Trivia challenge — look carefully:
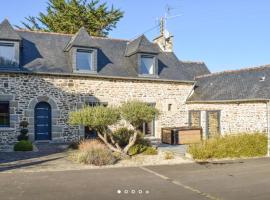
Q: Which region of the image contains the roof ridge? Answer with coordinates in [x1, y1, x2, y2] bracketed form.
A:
[180, 60, 205, 64]
[15, 29, 130, 42]
[195, 64, 270, 79]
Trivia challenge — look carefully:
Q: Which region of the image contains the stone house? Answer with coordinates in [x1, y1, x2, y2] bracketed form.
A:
[0, 19, 268, 151]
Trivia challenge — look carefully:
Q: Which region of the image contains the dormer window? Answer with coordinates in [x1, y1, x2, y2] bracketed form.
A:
[140, 55, 155, 75]
[76, 49, 93, 71]
[0, 42, 16, 66]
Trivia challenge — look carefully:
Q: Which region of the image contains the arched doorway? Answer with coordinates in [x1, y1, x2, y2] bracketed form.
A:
[35, 102, 52, 140]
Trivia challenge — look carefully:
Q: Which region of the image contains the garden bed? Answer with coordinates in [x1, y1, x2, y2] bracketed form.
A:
[187, 133, 267, 160]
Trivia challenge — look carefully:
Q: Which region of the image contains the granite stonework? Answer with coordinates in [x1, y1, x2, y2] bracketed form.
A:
[0, 73, 193, 150]
[187, 103, 268, 139]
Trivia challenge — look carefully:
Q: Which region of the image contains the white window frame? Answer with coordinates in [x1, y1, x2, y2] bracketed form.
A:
[0, 42, 16, 67]
[75, 49, 94, 72]
[139, 54, 156, 76]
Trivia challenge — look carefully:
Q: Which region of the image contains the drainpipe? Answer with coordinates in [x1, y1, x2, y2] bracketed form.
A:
[267, 101, 270, 157]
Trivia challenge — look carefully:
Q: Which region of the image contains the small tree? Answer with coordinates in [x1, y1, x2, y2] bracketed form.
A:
[68, 106, 123, 153]
[120, 101, 159, 153]
[68, 101, 159, 156]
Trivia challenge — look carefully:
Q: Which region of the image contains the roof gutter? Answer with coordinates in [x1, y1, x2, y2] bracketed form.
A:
[0, 70, 195, 85]
[186, 99, 269, 104]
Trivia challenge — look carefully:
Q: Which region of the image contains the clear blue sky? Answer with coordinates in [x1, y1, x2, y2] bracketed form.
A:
[1, 0, 270, 72]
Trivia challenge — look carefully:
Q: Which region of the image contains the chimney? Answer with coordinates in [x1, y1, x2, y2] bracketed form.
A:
[153, 18, 173, 52]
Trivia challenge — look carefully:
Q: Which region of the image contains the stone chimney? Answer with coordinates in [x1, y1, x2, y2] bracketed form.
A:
[153, 18, 173, 52]
[153, 34, 173, 52]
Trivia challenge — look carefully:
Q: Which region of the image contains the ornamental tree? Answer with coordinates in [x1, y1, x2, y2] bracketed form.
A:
[120, 101, 159, 153]
[68, 101, 159, 156]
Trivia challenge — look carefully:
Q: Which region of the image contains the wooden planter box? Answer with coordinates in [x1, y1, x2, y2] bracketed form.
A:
[177, 127, 202, 144]
[161, 127, 202, 145]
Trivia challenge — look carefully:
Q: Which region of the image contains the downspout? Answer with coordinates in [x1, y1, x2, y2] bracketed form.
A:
[186, 81, 197, 102]
[267, 101, 270, 157]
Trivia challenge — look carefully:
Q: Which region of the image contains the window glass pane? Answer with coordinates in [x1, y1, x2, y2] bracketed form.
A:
[76, 50, 92, 71]
[86, 102, 108, 107]
[140, 56, 154, 75]
[0, 43, 16, 66]
[0, 102, 9, 127]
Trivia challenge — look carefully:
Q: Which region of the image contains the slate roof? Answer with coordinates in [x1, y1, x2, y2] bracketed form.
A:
[188, 64, 270, 102]
[64, 27, 99, 51]
[125, 35, 160, 56]
[0, 19, 21, 41]
[0, 19, 210, 82]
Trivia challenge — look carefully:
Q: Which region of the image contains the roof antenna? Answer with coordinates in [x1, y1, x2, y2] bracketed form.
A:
[159, 4, 182, 37]
[154, 5, 182, 52]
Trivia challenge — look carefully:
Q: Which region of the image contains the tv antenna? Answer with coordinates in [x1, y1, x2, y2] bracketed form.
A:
[159, 4, 182, 36]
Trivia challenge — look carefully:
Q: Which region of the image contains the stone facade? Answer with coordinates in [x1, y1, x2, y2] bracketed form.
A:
[0, 73, 193, 150]
[187, 103, 268, 138]
[1, 72, 269, 151]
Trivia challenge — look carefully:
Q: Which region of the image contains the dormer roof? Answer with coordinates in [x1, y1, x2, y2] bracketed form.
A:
[64, 27, 99, 51]
[0, 19, 21, 41]
[125, 35, 160, 56]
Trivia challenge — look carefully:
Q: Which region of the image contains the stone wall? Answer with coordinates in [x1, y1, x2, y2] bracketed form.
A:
[187, 103, 268, 138]
[0, 73, 193, 147]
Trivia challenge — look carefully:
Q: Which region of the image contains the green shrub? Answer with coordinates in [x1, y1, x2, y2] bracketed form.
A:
[142, 147, 158, 155]
[128, 144, 148, 156]
[112, 128, 135, 147]
[72, 140, 116, 166]
[135, 133, 151, 146]
[187, 133, 267, 160]
[14, 140, 33, 151]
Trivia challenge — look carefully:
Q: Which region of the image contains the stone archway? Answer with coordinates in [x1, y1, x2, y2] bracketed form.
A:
[26, 96, 61, 142]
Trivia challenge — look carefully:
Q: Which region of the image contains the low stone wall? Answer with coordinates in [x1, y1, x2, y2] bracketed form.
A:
[0, 128, 17, 151]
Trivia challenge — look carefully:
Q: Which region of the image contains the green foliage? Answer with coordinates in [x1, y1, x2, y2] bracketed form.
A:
[17, 134, 29, 141]
[68, 105, 120, 133]
[135, 133, 151, 146]
[17, 0, 124, 37]
[187, 133, 267, 160]
[112, 128, 151, 148]
[20, 121, 29, 128]
[128, 144, 148, 156]
[17, 122, 29, 141]
[71, 140, 116, 165]
[142, 147, 158, 155]
[14, 140, 33, 151]
[121, 101, 159, 129]
[112, 128, 135, 147]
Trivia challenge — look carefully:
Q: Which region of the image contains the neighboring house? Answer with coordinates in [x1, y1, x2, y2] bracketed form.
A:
[0, 18, 268, 151]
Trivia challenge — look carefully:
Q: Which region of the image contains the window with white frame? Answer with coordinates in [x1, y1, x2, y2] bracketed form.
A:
[0, 43, 16, 66]
[76, 49, 93, 71]
[140, 55, 155, 75]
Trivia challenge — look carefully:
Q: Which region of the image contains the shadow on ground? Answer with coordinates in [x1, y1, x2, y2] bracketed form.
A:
[0, 143, 68, 172]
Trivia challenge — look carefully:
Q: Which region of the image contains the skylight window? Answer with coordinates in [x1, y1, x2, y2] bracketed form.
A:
[0, 43, 16, 66]
[140, 55, 155, 75]
[76, 49, 93, 71]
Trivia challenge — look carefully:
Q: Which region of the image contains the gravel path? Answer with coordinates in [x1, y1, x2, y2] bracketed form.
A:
[0, 144, 192, 173]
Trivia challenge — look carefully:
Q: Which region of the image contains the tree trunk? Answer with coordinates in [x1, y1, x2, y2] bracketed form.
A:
[123, 130, 138, 154]
[97, 132, 122, 153]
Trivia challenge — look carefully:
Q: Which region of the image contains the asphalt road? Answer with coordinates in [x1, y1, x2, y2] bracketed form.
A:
[1, 158, 270, 200]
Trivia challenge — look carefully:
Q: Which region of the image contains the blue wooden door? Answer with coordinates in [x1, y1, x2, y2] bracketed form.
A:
[35, 102, 51, 140]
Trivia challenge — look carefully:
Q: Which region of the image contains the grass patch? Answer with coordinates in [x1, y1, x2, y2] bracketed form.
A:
[187, 133, 267, 160]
